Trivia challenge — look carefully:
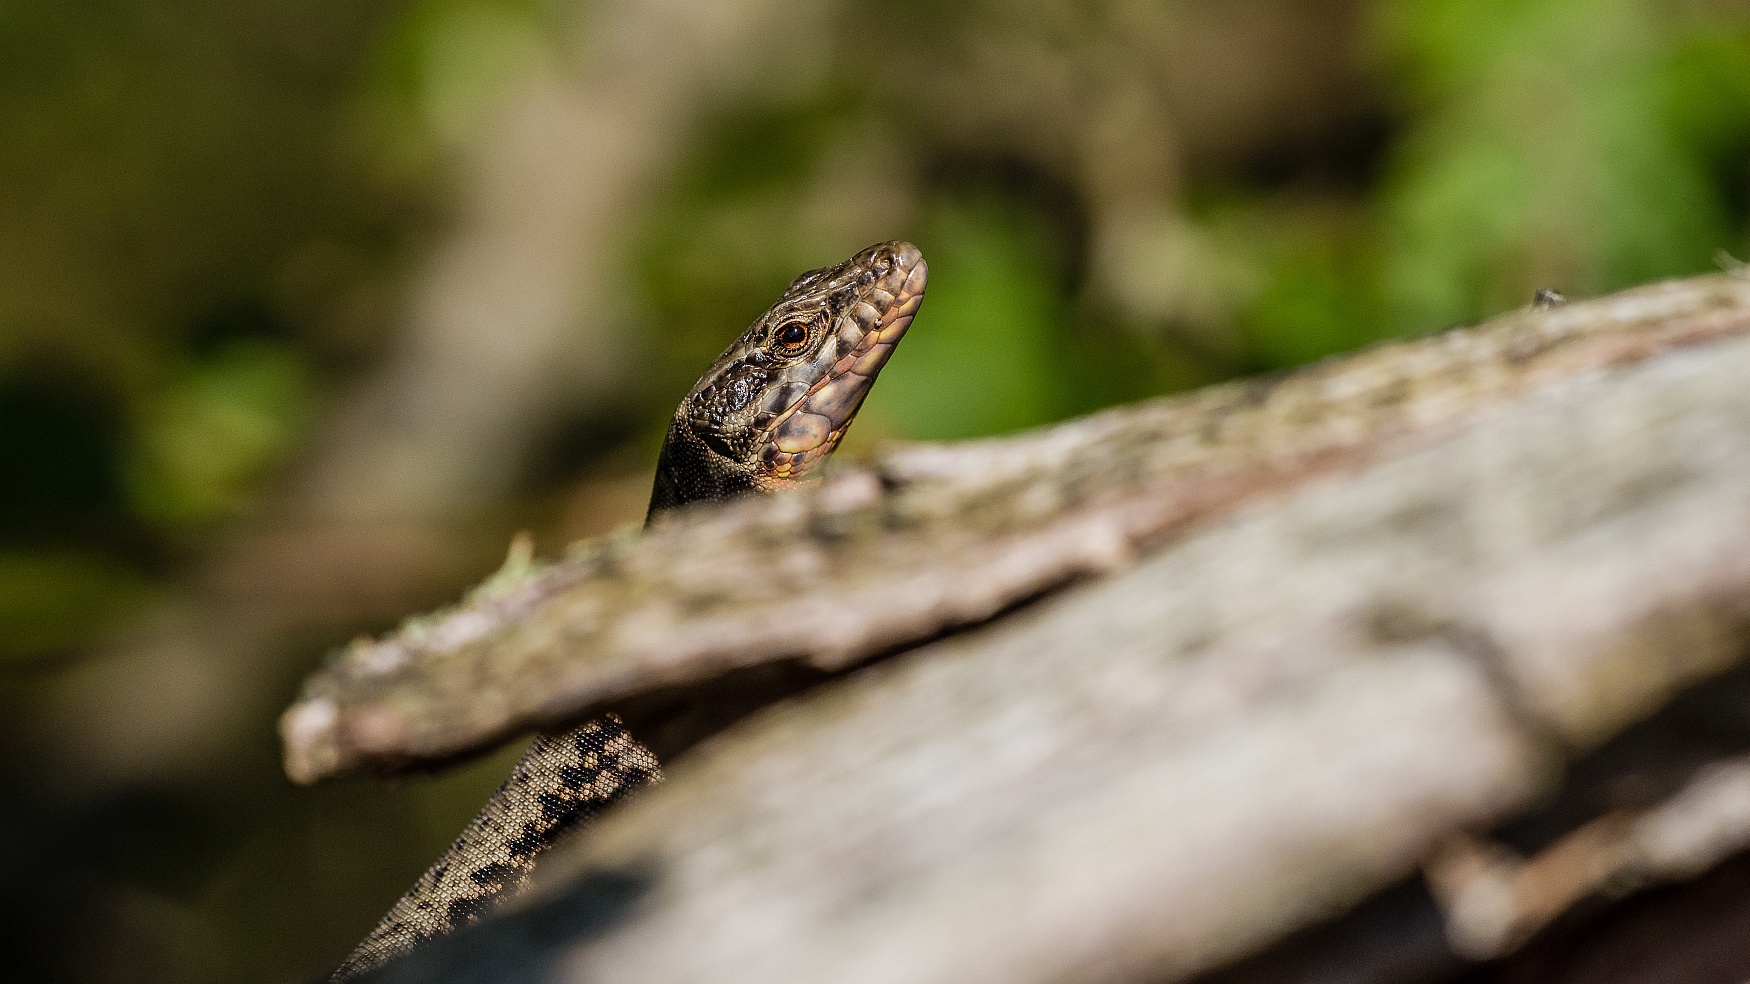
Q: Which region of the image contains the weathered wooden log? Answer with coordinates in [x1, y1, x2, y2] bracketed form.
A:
[282, 273, 1750, 783]
[298, 272, 1750, 983]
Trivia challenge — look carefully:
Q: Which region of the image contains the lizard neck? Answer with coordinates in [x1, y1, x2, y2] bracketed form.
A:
[646, 416, 764, 521]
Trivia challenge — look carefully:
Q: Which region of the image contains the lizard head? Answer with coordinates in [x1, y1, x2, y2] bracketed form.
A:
[651, 241, 926, 513]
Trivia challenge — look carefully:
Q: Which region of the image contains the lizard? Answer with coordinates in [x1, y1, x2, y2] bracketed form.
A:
[330, 240, 928, 980]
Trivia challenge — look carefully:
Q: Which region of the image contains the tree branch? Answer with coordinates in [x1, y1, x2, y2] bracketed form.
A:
[283, 273, 1750, 784]
[353, 269, 1750, 984]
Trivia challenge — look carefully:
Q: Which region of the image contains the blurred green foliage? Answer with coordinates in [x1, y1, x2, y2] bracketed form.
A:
[1241, 0, 1750, 354]
[878, 200, 1077, 440]
[0, 551, 151, 662]
[370, 0, 561, 157]
[126, 339, 317, 527]
[0, 0, 414, 661]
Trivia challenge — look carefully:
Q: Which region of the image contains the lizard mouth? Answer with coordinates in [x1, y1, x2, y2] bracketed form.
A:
[757, 241, 926, 481]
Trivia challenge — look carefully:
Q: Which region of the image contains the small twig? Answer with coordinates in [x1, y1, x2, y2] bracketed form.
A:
[1427, 755, 1750, 960]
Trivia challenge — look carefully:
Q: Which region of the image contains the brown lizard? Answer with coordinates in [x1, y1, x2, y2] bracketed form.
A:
[330, 240, 927, 979]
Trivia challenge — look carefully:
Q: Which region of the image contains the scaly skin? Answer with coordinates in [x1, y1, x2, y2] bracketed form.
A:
[331, 241, 927, 980]
[649, 241, 927, 511]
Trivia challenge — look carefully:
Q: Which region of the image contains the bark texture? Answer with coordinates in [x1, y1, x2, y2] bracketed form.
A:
[294, 271, 1750, 983]
[283, 273, 1750, 782]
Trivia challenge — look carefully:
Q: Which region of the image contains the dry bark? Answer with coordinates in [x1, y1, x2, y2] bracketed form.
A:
[296, 271, 1750, 984]
[493, 326, 1750, 983]
[283, 272, 1750, 783]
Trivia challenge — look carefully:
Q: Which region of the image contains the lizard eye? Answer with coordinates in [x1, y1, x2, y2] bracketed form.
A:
[772, 321, 811, 356]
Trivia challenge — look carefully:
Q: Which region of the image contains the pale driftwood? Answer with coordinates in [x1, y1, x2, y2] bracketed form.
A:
[427, 316, 1750, 984]
[281, 273, 1750, 784]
